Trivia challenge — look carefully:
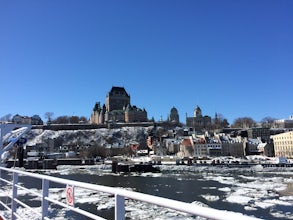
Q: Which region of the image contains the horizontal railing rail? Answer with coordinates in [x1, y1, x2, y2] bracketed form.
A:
[0, 166, 262, 220]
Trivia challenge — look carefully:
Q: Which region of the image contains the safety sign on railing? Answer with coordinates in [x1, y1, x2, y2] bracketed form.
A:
[66, 185, 75, 206]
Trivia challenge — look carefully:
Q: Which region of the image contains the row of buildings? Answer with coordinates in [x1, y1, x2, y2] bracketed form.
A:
[147, 128, 293, 159]
[89, 87, 292, 159]
[90, 86, 292, 129]
[89, 86, 214, 129]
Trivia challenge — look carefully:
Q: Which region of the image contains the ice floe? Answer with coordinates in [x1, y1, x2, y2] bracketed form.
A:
[201, 194, 220, 202]
[218, 187, 231, 192]
[1, 164, 293, 219]
[226, 195, 252, 205]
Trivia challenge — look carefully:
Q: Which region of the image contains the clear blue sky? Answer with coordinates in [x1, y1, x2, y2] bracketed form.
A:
[1, 0, 292, 124]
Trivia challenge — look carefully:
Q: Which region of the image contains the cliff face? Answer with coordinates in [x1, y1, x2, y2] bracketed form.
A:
[25, 126, 153, 150]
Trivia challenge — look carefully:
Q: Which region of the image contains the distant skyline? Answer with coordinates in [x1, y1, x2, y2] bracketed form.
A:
[1, 0, 292, 124]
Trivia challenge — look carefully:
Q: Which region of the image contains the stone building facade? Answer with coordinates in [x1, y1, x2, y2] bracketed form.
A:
[220, 136, 245, 157]
[90, 86, 148, 124]
[186, 106, 211, 131]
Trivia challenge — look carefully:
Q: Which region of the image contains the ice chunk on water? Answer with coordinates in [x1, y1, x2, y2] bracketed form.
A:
[226, 195, 252, 205]
[270, 210, 293, 219]
[218, 187, 231, 192]
[256, 197, 293, 209]
[201, 194, 220, 202]
[244, 206, 257, 211]
[204, 175, 236, 185]
[255, 201, 275, 209]
[97, 200, 115, 210]
[280, 195, 293, 202]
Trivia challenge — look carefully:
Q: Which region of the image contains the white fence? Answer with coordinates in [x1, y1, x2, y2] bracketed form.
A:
[0, 166, 261, 220]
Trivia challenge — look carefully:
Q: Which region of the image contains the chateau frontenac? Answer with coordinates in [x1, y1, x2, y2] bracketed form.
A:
[90, 87, 148, 124]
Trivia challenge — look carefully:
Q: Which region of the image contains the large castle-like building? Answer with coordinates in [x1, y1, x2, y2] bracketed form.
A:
[90, 87, 148, 124]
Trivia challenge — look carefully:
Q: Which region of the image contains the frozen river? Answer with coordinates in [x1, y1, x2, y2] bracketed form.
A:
[1, 164, 293, 219]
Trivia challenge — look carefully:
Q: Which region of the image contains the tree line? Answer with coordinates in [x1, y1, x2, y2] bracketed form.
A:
[1, 112, 277, 129]
[231, 116, 276, 129]
[44, 112, 88, 124]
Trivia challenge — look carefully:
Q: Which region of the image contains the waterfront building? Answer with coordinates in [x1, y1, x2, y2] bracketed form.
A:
[271, 131, 293, 158]
[186, 106, 211, 131]
[178, 137, 194, 158]
[226, 141, 245, 157]
[147, 136, 155, 150]
[178, 135, 215, 158]
[219, 135, 245, 157]
[257, 142, 275, 157]
[244, 138, 263, 155]
[164, 138, 180, 154]
[193, 137, 208, 158]
[205, 136, 222, 157]
[90, 86, 148, 124]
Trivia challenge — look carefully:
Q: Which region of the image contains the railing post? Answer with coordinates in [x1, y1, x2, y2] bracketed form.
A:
[115, 194, 125, 220]
[12, 172, 18, 220]
[42, 179, 49, 219]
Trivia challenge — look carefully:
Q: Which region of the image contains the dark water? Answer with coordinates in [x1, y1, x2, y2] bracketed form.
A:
[1, 166, 293, 219]
[48, 166, 293, 220]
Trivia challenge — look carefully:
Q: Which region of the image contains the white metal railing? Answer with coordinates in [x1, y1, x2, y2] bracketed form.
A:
[0, 166, 262, 220]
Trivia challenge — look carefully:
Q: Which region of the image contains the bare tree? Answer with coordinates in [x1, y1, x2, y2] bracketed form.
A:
[232, 117, 256, 128]
[79, 116, 88, 124]
[69, 116, 79, 124]
[261, 116, 276, 128]
[213, 113, 230, 129]
[221, 118, 230, 128]
[0, 114, 12, 122]
[52, 116, 69, 124]
[83, 144, 107, 158]
[51, 115, 88, 124]
[44, 112, 54, 124]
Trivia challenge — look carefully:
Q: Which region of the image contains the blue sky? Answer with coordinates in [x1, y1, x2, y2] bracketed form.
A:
[1, 0, 292, 124]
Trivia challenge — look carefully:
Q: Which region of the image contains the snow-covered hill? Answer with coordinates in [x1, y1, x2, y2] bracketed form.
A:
[25, 126, 154, 149]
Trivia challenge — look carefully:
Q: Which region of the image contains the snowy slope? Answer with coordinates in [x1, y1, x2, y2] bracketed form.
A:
[25, 126, 154, 149]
